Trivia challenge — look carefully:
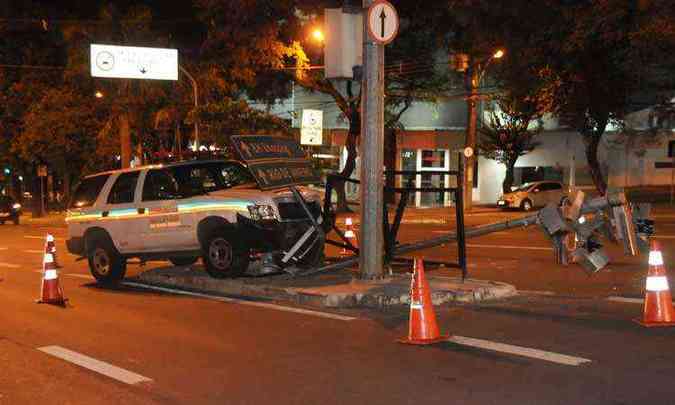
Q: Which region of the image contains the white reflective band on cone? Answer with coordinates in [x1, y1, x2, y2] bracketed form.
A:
[345, 217, 353, 226]
[46, 235, 55, 242]
[649, 251, 664, 266]
[646, 276, 670, 292]
[344, 230, 355, 238]
[44, 269, 58, 280]
[43, 253, 54, 263]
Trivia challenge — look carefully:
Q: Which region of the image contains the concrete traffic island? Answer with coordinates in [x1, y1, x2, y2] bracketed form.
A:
[133, 265, 517, 309]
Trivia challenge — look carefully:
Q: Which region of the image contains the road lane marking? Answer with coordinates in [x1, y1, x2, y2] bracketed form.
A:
[607, 297, 644, 304]
[121, 282, 356, 322]
[65, 273, 94, 280]
[518, 290, 556, 296]
[0, 247, 8, 251]
[23, 250, 45, 254]
[24, 235, 46, 239]
[37, 346, 152, 385]
[447, 336, 592, 366]
[0, 262, 20, 268]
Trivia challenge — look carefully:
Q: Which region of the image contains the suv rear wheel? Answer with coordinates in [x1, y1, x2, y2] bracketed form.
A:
[202, 232, 249, 278]
[87, 236, 126, 284]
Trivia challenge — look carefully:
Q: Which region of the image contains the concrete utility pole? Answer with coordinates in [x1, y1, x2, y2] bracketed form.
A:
[463, 63, 479, 212]
[359, 0, 385, 280]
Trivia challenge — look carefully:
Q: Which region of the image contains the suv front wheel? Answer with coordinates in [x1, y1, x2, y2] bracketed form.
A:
[202, 232, 249, 278]
[87, 236, 126, 284]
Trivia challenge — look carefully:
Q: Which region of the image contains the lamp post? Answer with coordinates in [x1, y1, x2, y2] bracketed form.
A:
[179, 64, 199, 152]
[461, 49, 504, 212]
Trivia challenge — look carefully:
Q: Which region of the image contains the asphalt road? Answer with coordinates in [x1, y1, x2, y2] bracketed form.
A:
[1, 215, 675, 404]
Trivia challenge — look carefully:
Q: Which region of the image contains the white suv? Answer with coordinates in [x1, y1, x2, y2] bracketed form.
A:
[66, 160, 324, 283]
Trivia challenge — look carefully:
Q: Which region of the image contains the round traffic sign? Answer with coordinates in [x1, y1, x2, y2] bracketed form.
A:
[95, 51, 115, 72]
[367, 0, 399, 45]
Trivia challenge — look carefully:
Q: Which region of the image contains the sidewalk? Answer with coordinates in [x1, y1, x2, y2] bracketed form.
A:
[135, 265, 516, 309]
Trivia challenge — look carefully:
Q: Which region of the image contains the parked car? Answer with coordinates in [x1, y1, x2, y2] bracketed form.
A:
[65, 160, 325, 284]
[0, 195, 21, 225]
[497, 181, 565, 211]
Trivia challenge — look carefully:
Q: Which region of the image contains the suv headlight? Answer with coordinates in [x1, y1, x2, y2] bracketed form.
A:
[247, 204, 277, 221]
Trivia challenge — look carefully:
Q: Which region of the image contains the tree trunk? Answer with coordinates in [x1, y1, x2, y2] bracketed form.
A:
[502, 157, 518, 194]
[120, 112, 131, 169]
[584, 134, 607, 195]
[335, 105, 360, 213]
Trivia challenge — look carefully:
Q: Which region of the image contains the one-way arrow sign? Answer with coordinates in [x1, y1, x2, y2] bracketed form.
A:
[367, 0, 399, 45]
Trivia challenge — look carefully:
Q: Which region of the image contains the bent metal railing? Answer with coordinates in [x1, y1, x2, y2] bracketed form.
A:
[301, 153, 467, 279]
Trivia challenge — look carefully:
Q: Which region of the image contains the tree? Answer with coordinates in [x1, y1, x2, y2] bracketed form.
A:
[536, 0, 675, 195]
[479, 93, 543, 194]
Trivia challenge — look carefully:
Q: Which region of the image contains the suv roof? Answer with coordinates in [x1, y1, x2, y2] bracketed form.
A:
[83, 159, 247, 179]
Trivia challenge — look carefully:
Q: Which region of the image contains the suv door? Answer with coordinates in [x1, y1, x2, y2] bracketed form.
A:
[137, 168, 187, 252]
[103, 171, 143, 253]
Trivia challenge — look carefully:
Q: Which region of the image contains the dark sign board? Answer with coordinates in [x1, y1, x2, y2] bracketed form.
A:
[231, 135, 307, 162]
[230, 135, 320, 190]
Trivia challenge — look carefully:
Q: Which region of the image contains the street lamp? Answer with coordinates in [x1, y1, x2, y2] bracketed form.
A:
[179, 64, 199, 152]
[312, 28, 325, 43]
[95, 90, 104, 99]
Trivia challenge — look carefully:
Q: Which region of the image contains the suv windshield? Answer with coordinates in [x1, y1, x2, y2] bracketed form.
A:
[167, 162, 256, 198]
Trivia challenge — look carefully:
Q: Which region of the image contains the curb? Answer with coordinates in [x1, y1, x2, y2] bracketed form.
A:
[135, 268, 517, 309]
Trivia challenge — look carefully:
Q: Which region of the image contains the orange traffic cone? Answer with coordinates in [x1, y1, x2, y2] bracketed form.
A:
[340, 217, 359, 256]
[45, 234, 61, 268]
[635, 240, 675, 327]
[399, 258, 447, 345]
[37, 242, 67, 307]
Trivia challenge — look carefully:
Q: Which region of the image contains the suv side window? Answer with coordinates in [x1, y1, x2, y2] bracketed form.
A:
[107, 172, 140, 205]
[220, 163, 255, 188]
[69, 174, 110, 208]
[143, 169, 180, 201]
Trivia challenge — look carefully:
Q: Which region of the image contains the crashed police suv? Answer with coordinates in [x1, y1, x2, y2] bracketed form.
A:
[66, 155, 325, 284]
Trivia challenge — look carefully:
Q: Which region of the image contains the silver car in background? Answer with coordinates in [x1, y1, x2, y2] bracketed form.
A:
[497, 181, 565, 211]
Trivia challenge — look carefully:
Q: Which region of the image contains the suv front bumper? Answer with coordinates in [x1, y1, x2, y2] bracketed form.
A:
[236, 214, 319, 253]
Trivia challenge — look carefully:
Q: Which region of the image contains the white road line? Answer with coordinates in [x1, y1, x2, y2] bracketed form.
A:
[0, 247, 8, 250]
[37, 346, 152, 385]
[467, 243, 553, 251]
[65, 273, 94, 280]
[23, 250, 45, 254]
[121, 282, 356, 322]
[24, 235, 46, 239]
[0, 262, 20, 268]
[606, 297, 644, 304]
[518, 290, 557, 296]
[448, 335, 592, 366]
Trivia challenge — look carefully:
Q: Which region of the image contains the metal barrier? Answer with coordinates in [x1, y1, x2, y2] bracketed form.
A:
[304, 152, 467, 279]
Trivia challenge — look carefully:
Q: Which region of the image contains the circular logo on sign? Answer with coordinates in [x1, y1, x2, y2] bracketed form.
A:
[95, 51, 115, 72]
[463, 147, 474, 158]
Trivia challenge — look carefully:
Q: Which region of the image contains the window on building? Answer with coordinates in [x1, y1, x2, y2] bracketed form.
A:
[107, 172, 140, 204]
[68, 174, 110, 208]
[668, 140, 675, 158]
